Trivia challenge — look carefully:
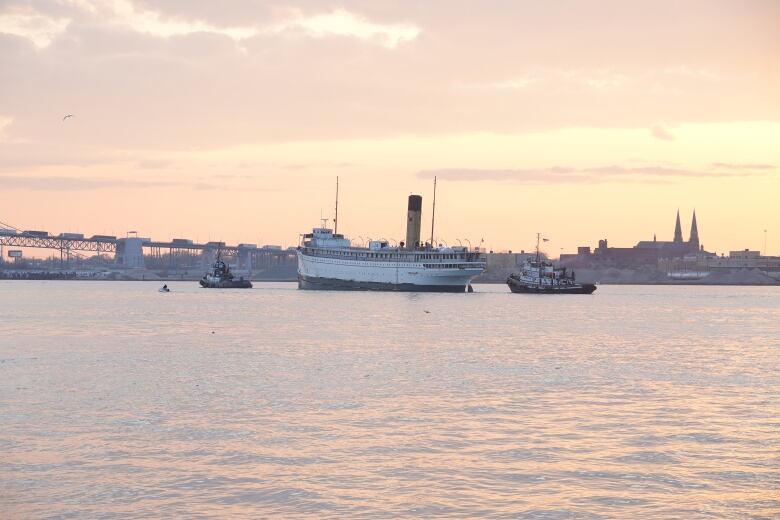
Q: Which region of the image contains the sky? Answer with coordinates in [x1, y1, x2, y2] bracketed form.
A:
[1, 0, 779, 256]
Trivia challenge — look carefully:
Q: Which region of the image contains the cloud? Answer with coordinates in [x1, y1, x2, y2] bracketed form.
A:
[0, 174, 226, 191]
[474, 77, 537, 90]
[651, 124, 675, 141]
[662, 65, 722, 81]
[468, 66, 718, 93]
[106, 0, 259, 41]
[587, 165, 747, 178]
[710, 162, 775, 170]
[1, 2, 420, 50]
[0, 7, 70, 48]
[92, 2, 420, 48]
[136, 159, 171, 169]
[466, 70, 628, 92]
[416, 164, 765, 184]
[0, 116, 12, 140]
[417, 167, 577, 183]
[0, 141, 143, 170]
[280, 161, 355, 171]
[0, 1, 777, 151]
[277, 9, 420, 49]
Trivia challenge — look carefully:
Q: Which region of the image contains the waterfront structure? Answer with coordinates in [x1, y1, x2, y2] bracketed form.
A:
[670, 249, 780, 271]
[561, 210, 711, 268]
[0, 226, 294, 272]
[296, 195, 486, 292]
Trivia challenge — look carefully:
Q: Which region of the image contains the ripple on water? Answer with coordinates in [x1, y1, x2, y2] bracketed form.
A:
[564, 470, 709, 490]
[573, 495, 651, 507]
[516, 508, 605, 520]
[614, 451, 681, 465]
[672, 432, 732, 444]
[499, 473, 552, 484]
[491, 447, 558, 462]
[213, 488, 345, 517]
[208, 452, 334, 467]
[462, 405, 498, 414]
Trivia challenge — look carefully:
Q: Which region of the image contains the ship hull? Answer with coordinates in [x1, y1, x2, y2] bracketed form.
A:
[507, 278, 596, 294]
[297, 252, 480, 292]
[298, 274, 469, 292]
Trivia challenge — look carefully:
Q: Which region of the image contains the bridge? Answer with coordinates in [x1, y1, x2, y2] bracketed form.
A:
[0, 230, 118, 253]
[0, 222, 295, 271]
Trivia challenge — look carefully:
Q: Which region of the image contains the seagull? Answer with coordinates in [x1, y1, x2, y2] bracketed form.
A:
[424, 310, 430, 314]
[62, 114, 73, 121]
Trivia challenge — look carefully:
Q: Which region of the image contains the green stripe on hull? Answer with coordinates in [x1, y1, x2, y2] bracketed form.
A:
[298, 275, 469, 293]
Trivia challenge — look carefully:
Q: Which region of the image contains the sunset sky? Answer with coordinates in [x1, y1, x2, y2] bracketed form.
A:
[1, 1, 778, 255]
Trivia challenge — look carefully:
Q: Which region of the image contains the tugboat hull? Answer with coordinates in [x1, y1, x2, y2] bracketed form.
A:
[507, 277, 596, 294]
[199, 279, 252, 289]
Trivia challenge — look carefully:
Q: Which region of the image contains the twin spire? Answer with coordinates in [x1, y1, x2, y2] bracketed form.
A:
[673, 209, 699, 248]
[689, 210, 699, 248]
[673, 210, 683, 243]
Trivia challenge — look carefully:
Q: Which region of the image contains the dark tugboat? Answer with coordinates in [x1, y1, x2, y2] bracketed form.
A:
[200, 251, 252, 289]
[507, 234, 596, 294]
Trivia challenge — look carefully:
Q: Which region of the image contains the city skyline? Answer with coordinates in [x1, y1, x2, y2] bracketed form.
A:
[0, 206, 756, 260]
[1, 1, 778, 255]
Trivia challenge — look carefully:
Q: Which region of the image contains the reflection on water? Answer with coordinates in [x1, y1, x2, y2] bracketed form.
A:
[1, 282, 778, 518]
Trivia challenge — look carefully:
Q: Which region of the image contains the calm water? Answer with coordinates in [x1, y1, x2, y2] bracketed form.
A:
[1, 282, 778, 518]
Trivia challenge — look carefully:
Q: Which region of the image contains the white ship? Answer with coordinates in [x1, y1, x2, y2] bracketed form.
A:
[297, 193, 486, 292]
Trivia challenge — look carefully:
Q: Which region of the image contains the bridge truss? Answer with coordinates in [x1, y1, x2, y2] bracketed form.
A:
[0, 233, 117, 253]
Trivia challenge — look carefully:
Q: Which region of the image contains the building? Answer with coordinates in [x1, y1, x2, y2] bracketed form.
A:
[561, 210, 711, 268]
[705, 250, 780, 270]
[633, 210, 702, 256]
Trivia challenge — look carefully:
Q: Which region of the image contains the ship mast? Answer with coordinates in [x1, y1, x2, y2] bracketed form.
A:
[430, 176, 437, 247]
[536, 232, 541, 262]
[334, 176, 339, 234]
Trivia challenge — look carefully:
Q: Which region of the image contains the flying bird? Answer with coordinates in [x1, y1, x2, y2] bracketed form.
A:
[62, 114, 73, 121]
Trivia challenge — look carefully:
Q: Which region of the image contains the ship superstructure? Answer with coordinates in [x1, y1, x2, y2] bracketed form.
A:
[297, 194, 485, 292]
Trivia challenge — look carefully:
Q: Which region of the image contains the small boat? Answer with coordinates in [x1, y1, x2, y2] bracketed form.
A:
[507, 234, 596, 294]
[200, 252, 252, 289]
[159, 285, 170, 293]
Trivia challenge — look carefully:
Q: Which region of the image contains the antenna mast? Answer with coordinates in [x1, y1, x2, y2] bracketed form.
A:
[334, 176, 339, 234]
[319, 208, 328, 229]
[430, 176, 437, 246]
[536, 232, 541, 262]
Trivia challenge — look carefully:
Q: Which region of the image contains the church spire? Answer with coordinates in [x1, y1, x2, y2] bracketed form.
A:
[689, 209, 699, 249]
[673, 209, 683, 242]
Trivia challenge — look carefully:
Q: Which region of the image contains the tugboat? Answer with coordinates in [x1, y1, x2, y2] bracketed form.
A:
[199, 251, 253, 289]
[506, 234, 596, 294]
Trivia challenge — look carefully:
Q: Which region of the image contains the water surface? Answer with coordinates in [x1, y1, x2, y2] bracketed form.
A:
[1, 282, 778, 518]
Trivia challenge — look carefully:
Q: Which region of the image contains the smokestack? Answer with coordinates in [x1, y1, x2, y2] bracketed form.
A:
[406, 195, 422, 249]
